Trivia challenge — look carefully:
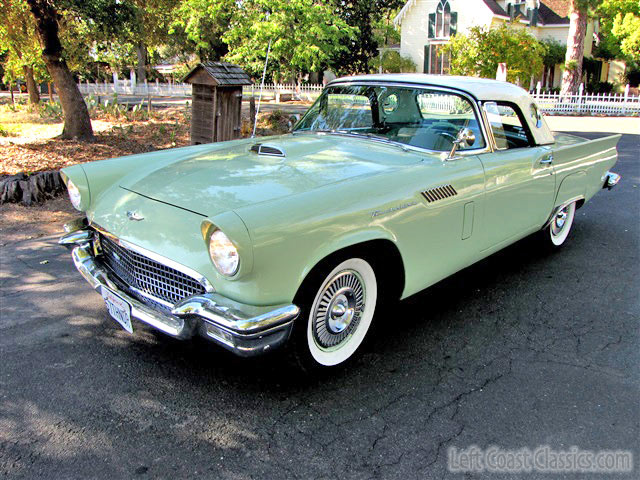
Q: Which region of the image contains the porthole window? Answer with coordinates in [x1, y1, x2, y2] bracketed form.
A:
[381, 94, 399, 114]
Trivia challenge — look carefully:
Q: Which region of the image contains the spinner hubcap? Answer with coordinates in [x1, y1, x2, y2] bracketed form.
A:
[312, 270, 365, 349]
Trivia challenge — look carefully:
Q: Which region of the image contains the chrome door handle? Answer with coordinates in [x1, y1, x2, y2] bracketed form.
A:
[540, 154, 553, 165]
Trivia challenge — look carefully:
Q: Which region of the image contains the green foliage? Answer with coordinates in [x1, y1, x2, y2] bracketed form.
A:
[596, 0, 640, 63]
[171, 0, 234, 61]
[540, 39, 566, 68]
[0, 0, 48, 84]
[222, 0, 358, 79]
[39, 100, 64, 120]
[441, 24, 545, 85]
[328, 0, 404, 75]
[369, 50, 417, 73]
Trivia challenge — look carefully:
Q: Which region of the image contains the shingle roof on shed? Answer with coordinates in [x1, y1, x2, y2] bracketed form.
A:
[183, 62, 252, 86]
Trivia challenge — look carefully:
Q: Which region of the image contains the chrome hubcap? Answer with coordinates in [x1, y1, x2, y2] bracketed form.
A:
[552, 207, 568, 235]
[313, 270, 365, 349]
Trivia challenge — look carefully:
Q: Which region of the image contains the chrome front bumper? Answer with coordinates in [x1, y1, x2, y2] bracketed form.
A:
[60, 228, 299, 357]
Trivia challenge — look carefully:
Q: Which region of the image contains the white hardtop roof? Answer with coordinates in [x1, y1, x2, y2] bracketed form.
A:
[329, 74, 529, 103]
[327, 74, 555, 145]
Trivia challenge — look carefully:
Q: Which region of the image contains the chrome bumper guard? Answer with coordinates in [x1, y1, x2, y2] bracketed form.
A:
[603, 171, 621, 190]
[60, 228, 299, 357]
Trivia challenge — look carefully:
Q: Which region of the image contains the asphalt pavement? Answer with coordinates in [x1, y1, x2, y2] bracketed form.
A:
[0, 131, 638, 479]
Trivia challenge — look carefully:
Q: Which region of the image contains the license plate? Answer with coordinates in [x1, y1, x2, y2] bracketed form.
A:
[102, 288, 133, 333]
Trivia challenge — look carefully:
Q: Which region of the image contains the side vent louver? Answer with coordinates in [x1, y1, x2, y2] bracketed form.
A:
[422, 184, 458, 203]
[250, 143, 285, 157]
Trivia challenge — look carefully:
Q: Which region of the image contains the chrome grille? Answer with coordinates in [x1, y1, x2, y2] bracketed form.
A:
[99, 234, 206, 308]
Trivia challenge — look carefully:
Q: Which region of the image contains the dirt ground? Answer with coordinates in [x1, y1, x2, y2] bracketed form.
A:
[0, 196, 77, 246]
[0, 101, 292, 175]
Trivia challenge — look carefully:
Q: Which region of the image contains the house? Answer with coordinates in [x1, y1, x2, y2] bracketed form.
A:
[394, 0, 622, 89]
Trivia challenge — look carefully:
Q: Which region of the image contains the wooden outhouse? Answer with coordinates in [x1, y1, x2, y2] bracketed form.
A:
[183, 62, 252, 144]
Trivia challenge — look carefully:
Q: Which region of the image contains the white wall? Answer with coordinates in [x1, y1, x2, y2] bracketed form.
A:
[399, 0, 494, 73]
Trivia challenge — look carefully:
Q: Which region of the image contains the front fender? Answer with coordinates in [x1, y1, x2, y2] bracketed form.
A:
[298, 227, 399, 288]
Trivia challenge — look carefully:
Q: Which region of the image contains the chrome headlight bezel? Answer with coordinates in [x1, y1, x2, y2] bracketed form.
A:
[208, 228, 240, 277]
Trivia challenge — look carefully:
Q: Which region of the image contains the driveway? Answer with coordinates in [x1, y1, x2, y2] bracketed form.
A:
[1, 132, 638, 479]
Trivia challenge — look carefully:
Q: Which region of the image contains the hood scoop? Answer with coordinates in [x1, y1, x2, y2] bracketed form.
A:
[250, 143, 286, 157]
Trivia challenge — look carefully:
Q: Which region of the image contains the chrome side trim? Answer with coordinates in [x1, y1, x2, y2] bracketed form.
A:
[90, 223, 215, 294]
[172, 294, 300, 334]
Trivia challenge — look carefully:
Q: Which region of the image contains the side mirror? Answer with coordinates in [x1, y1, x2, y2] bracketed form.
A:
[445, 128, 476, 160]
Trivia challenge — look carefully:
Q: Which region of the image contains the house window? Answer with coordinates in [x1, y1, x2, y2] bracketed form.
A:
[428, 44, 450, 74]
[429, 0, 457, 39]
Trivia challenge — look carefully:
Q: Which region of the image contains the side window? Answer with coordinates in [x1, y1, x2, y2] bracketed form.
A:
[416, 92, 485, 150]
[483, 102, 532, 150]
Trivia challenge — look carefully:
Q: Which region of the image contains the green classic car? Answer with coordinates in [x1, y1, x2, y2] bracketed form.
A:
[60, 74, 621, 369]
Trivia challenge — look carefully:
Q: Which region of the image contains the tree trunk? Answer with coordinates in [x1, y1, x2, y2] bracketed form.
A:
[136, 41, 146, 82]
[560, 0, 587, 97]
[26, 0, 93, 140]
[23, 65, 41, 105]
[10, 82, 15, 105]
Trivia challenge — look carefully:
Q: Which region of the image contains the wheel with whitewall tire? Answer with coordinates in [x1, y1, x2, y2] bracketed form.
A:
[291, 257, 378, 370]
[545, 202, 576, 247]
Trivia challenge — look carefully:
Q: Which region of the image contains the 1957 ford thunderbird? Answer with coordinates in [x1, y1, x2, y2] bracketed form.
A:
[59, 74, 621, 369]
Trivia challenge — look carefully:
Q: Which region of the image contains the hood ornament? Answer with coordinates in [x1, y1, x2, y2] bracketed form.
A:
[126, 210, 144, 221]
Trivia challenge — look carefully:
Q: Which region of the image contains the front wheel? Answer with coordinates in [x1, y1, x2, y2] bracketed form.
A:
[291, 257, 378, 370]
[545, 201, 576, 247]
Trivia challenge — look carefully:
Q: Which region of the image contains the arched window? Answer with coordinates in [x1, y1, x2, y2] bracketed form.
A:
[436, 0, 451, 38]
[428, 1, 457, 39]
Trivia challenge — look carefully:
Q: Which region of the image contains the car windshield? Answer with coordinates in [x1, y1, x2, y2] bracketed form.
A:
[294, 84, 485, 152]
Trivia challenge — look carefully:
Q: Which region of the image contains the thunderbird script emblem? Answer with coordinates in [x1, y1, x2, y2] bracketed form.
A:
[126, 210, 144, 221]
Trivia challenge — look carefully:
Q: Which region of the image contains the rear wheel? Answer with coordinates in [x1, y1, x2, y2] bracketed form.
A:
[291, 257, 378, 370]
[546, 202, 576, 247]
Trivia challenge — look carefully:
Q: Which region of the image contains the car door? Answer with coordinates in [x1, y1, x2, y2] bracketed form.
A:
[478, 102, 556, 251]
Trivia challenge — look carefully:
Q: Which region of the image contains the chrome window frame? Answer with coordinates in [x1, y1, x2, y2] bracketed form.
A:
[480, 100, 536, 152]
[296, 80, 494, 157]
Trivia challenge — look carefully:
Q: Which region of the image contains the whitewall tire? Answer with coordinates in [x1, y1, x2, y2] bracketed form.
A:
[549, 202, 576, 247]
[301, 258, 378, 368]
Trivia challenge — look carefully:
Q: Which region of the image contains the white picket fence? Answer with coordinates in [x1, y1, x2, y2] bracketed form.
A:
[78, 80, 639, 116]
[77, 80, 325, 102]
[530, 90, 639, 116]
[79, 79, 191, 97]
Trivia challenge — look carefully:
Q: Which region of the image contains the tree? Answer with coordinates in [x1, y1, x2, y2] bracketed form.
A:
[26, 0, 93, 139]
[596, 0, 639, 62]
[0, 0, 45, 104]
[441, 24, 546, 86]
[170, 0, 235, 62]
[560, 0, 601, 96]
[222, 0, 358, 82]
[611, 13, 640, 63]
[369, 50, 416, 73]
[328, 0, 404, 75]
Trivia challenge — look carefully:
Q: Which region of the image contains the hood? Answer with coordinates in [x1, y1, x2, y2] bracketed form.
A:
[117, 134, 420, 216]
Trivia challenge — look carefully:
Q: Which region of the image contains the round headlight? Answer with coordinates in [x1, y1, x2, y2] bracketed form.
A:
[208, 229, 239, 276]
[67, 179, 82, 210]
